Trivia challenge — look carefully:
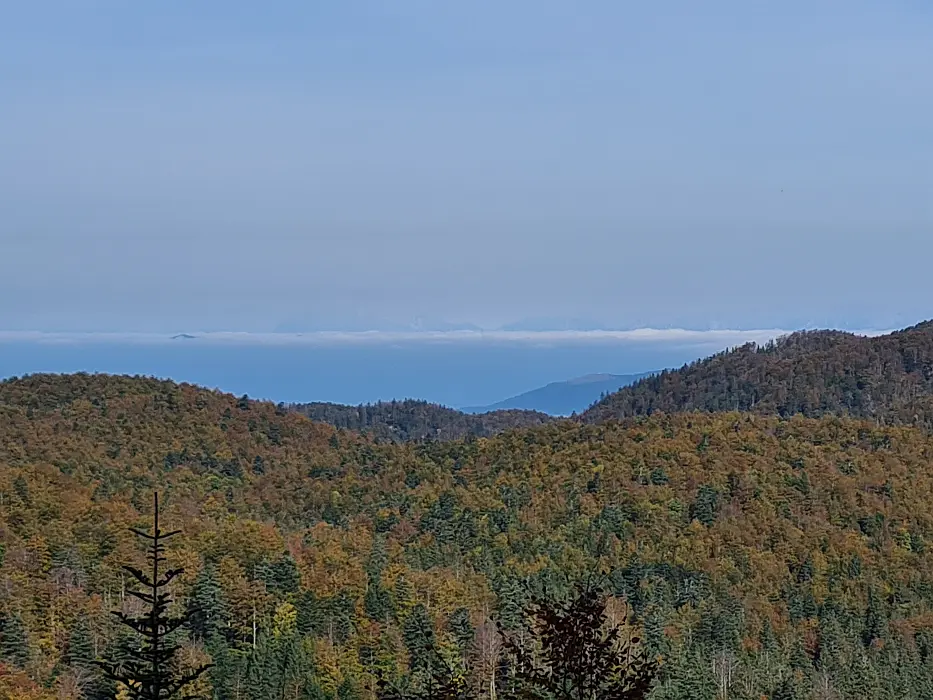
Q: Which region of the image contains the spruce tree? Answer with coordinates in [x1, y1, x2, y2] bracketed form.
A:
[186, 563, 228, 642]
[260, 553, 302, 598]
[642, 606, 668, 659]
[96, 492, 211, 699]
[0, 610, 30, 668]
[65, 616, 96, 669]
[365, 539, 394, 623]
[66, 616, 113, 700]
[771, 676, 797, 700]
[493, 576, 528, 632]
[862, 587, 887, 648]
[245, 609, 319, 700]
[403, 604, 439, 676]
[394, 576, 418, 622]
[365, 576, 395, 623]
[657, 647, 716, 700]
[447, 608, 474, 653]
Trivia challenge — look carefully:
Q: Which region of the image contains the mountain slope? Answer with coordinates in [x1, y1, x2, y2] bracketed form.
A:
[464, 372, 655, 416]
[292, 398, 553, 441]
[582, 321, 933, 426]
[4, 373, 933, 697]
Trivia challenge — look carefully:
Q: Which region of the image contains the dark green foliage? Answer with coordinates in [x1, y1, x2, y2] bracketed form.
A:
[771, 676, 797, 700]
[252, 455, 266, 475]
[493, 577, 529, 632]
[296, 590, 355, 642]
[364, 538, 395, 623]
[448, 608, 474, 652]
[695, 596, 743, 651]
[65, 616, 95, 668]
[403, 604, 439, 675]
[260, 552, 302, 597]
[293, 399, 552, 443]
[376, 608, 469, 700]
[862, 587, 887, 648]
[244, 628, 321, 700]
[0, 610, 30, 668]
[186, 563, 229, 642]
[365, 574, 396, 623]
[653, 647, 716, 700]
[690, 485, 719, 527]
[338, 677, 360, 700]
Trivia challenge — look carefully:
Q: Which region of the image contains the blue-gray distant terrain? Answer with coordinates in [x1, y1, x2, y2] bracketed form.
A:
[463, 372, 656, 416]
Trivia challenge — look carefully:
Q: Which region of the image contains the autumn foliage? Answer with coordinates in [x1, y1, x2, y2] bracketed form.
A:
[3, 372, 933, 697]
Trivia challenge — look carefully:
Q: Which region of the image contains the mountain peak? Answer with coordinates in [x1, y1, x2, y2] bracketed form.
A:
[464, 371, 656, 416]
[582, 321, 933, 425]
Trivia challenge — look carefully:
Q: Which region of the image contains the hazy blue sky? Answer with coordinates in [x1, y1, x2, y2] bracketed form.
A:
[2, 1, 931, 332]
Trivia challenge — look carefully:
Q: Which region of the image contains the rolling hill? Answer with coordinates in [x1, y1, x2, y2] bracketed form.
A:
[291, 398, 553, 442]
[463, 372, 655, 416]
[582, 321, 933, 427]
[3, 372, 933, 698]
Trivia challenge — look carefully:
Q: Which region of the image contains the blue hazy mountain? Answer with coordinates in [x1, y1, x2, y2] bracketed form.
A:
[463, 372, 656, 416]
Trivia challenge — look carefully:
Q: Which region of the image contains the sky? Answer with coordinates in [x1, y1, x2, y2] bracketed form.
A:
[2, 1, 931, 333]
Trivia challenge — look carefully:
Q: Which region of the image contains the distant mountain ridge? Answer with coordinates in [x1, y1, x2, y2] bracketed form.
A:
[581, 320, 933, 427]
[463, 372, 656, 416]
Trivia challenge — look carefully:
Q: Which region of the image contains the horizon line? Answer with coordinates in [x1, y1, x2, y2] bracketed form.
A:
[0, 327, 896, 347]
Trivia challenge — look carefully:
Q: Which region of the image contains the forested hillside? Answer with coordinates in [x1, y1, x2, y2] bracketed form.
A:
[292, 399, 553, 442]
[582, 321, 933, 426]
[3, 374, 933, 698]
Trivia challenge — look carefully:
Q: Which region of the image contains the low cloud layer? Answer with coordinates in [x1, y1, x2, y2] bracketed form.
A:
[0, 327, 893, 348]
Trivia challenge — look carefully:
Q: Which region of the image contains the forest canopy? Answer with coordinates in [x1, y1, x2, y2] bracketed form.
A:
[3, 373, 933, 697]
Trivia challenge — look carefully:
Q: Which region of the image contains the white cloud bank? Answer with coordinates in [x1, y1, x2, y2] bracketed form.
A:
[0, 328, 894, 347]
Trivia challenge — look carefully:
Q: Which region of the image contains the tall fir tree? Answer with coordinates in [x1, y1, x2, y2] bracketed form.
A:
[96, 492, 211, 700]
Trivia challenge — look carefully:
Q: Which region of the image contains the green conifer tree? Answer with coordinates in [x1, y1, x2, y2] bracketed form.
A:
[365, 573, 395, 624]
[394, 575, 418, 624]
[187, 563, 229, 642]
[260, 553, 302, 598]
[403, 604, 439, 676]
[656, 647, 716, 700]
[771, 676, 797, 700]
[65, 616, 96, 668]
[447, 608, 474, 653]
[0, 610, 30, 669]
